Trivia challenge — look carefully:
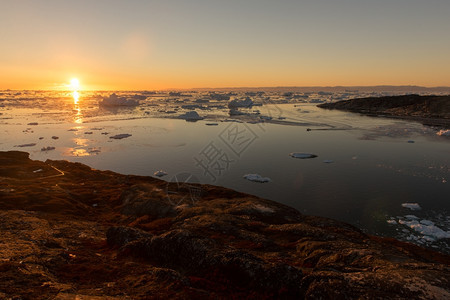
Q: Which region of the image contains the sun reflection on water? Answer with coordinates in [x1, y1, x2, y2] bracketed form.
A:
[72, 91, 83, 124]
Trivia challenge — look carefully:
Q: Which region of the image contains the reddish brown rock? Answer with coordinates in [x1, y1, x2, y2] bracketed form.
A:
[0, 151, 449, 299]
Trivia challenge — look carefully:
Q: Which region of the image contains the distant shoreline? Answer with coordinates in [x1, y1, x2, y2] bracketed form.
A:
[2, 85, 450, 93]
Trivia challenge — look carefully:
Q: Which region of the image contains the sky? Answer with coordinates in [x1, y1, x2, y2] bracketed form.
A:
[1, 0, 450, 90]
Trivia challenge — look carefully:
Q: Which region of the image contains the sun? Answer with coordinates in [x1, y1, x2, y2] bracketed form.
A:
[70, 78, 80, 91]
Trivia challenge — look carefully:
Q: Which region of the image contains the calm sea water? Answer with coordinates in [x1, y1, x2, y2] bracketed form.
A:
[1, 90, 449, 252]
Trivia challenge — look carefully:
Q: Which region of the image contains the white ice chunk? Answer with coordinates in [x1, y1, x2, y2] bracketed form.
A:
[387, 219, 397, 225]
[399, 219, 450, 240]
[290, 153, 318, 159]
[178, 111, 203, 121]
[109, 133, 132, 139]
[401, 203, 421, 210]
[154, 170, 168, 177]
[420, 219, 435, 226]
[243, 174, 271, 183]
[228, 97, 253, 108]
[100, 93, 139, 107]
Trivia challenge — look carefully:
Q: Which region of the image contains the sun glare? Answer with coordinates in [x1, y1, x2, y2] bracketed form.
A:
[70, 78, 80, 91]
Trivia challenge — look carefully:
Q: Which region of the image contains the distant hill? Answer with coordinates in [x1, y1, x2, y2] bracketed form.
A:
[190, 85, 450, 93]
[318, 94, 450, 127]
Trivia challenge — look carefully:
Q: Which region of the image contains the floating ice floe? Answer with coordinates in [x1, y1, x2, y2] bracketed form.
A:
[88, 148, 101, 154]
[99, 93, 140, 107]
[228, 97, 253, 108]
[15, 143, 36, 148]
[437, 129, 450, 137]
[85, 132, 93, 135]
[407, 140, 415, 143]
[243, 174, 271, 183]
[27, 122, 38, 125]
[205, 123, 218, 126]
[323, 160, 334, 163]
[387, 219, 397, 225]
[39, 137, 44, 140]
[109, 133, 132, 140]
[398, 219, 450, 241]
[402, 203, 421, 210]
[41, 146, 55, 151]
[154, 170, 168, 177]
[68, 128, 78, 131]
[178, 111, 203, 121]
[51, 136, 59, 140]
[289, 153, 318, 159]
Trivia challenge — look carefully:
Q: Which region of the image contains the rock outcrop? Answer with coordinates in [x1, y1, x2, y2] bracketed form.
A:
[318, 94, 450, 127]
[1, 151, 449, 299]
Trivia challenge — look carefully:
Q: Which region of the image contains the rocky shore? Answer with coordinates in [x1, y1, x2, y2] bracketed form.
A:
[1, 151, 449, 299]
[318, 94, 450, 127]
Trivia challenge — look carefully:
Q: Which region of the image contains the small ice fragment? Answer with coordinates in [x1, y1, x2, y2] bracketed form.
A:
[402, 203, 421, 210]
[387, 219, 397, 225]
[436, 129, 450, 136]
[90, 128, 103, 130]
[41, 146, 55, 151]
[154, 170, 168, 177]
[68, 128, 78, 131]
[15, 143, 36, 147]
[85, 132, 93, 134]
[39, 137, 44, 140]
[243, 174, 271, 183]
[323, 160, 334, 163]
[92, 203, 98, 207]
[101, 132, 110, 135]
[27, 122, 38, 125]
[109, 133, 132, 139]
[51, 136, 59, 140]
[290, 153, 317, 159]
[205, 123, 218, 126]
[33, 169, 43, 173]
[407, 140, 415, 143]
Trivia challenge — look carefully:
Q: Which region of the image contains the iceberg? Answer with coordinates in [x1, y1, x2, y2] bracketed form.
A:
[178, 111, 203, 121]
[289, 153, 317, 159]
[99, 93, 140, 107]
[243, 174, 271, 183]
[228, 97, 253, 109]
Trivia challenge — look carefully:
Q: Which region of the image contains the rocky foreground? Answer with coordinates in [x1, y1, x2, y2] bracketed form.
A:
[1, 151, 449, 299]
[318, 94, 450, 127]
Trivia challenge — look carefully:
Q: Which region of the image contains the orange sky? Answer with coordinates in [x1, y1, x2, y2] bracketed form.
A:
[1, 1, 450, 90]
